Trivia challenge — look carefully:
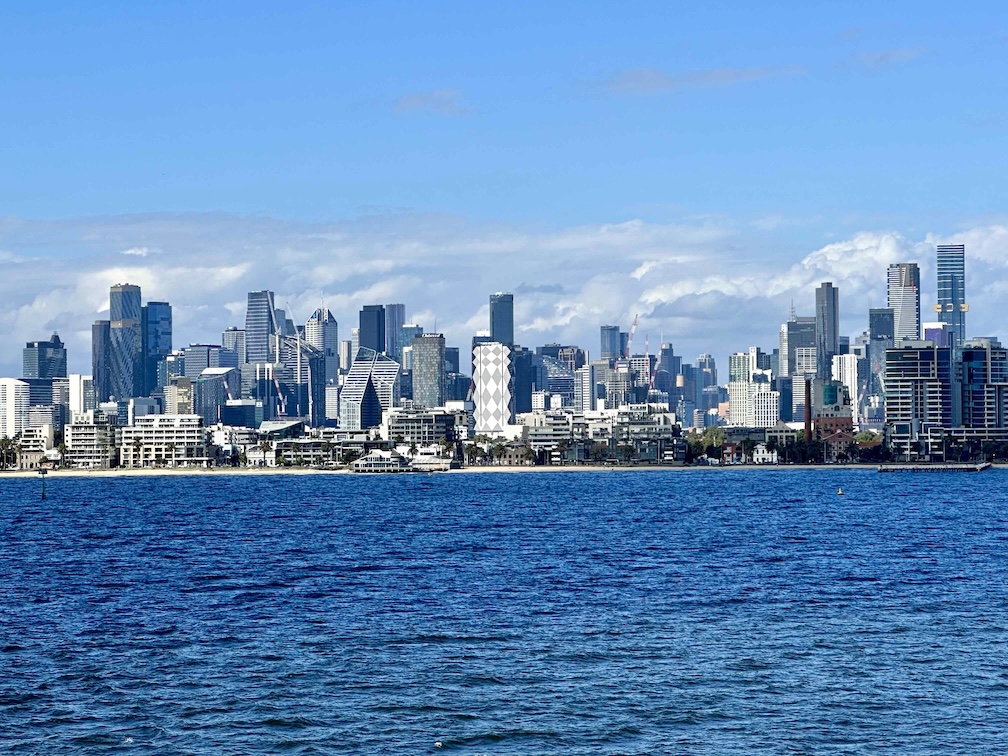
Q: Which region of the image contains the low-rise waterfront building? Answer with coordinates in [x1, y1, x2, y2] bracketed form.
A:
[119, 414, 210, 468]
[65, 411, 117, 469]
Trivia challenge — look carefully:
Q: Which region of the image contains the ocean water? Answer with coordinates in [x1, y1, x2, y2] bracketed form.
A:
[2, 468, 1008, 754]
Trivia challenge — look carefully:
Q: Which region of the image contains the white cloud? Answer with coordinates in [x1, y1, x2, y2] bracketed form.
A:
[591, 65, 806, 94]
[0, 212, 1004, 378]
[394, 89, 472, 116]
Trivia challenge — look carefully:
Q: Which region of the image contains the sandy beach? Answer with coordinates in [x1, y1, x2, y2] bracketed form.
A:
[0, 462, 936, 480]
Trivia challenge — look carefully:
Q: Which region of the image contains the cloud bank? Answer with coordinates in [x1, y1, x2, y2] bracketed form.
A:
[0, 212, 1005, 378]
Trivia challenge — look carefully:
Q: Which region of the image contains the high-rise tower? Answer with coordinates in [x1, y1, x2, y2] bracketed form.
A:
[359, 305, 386, 355]
[936, 244, 967, 348]
[142, 301, 172, 394]
[245, 290, 277, 364]
[23, 333, 67, 380]
[109, 283, 143, 399]
[887, 263, 921, 342]
[384, 303, 406, 362]
[305, 308, 339, 384]
[600, 325, 621, 362]
[815, 282, 839, 380]
[489, 292, 514, 346]
[411, 333, 446, 409]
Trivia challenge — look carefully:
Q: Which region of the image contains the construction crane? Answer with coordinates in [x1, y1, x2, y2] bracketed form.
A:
[623, 313, 638, 359]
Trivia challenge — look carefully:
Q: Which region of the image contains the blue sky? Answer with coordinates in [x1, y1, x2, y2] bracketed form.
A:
[1, 2, 1007, 374]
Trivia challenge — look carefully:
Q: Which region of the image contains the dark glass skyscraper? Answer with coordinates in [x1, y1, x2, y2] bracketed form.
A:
[359, 305, 386, 354]
[936, 244, 967, 348]
[869, 308, 895, 341]
[815, 281, 839, 380]
[109, 283, 143, 399]
[489, 292, 514, 346]
[384, 303, 406, 361]
[23, 333, 67, 379]
[92, 320, 111, 403]
[600, 325, 621, 361]
[245, 290, 277, 364]
[142, 301, 172, 394]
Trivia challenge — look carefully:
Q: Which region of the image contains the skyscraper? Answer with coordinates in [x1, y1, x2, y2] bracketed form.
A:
[304, 308, 339, 384]
[600, 325, 621, 361]
[888, 263, 921, 341]
[0, 378, 30, 439]
[384, 303, 406, 361]
[109, 283, 143, 399]
[574, 364, 598, 413]
[222, 327, 246, 364]
[359, 305, 386, 354]
[339, 347, 401, 430]
[778, 315, 816, 378]
[489, 292, 514, 346]
[411, 333, 446, 409]
[869, 308, 895, 341]
[92, 320, 111, 403]
[23, 333, 67, 380]
[142, 301, 172, 395]
[936, 244, 967, 348]
[815, 282, 839, 380]
[473, 342, 514, 433]
[444, 346, 460, 375]
[245, 290, 277, 364]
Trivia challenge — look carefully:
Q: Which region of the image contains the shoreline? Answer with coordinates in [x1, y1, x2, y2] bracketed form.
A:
[3, 462, 998, 480]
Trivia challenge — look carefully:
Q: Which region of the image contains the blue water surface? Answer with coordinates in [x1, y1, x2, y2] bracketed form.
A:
[2, 468, 1008, 754]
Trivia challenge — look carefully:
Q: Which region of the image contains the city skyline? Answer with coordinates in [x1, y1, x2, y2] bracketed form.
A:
[0, 218, 1006, 381]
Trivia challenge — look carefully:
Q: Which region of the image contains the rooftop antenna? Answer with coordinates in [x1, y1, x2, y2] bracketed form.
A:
[789, 300, 796, 321]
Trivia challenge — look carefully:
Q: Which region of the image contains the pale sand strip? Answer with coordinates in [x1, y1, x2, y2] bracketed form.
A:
[0, 462, 911, 480]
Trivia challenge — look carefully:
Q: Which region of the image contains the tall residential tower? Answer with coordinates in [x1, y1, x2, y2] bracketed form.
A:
[887, 263, 921, 342]
[936, 244, 967, 348]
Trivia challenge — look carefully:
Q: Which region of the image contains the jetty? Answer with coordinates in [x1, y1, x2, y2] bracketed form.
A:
[878, 462, 991, 473]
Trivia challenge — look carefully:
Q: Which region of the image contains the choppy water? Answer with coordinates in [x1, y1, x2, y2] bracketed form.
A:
[2, 468, 1008, 753]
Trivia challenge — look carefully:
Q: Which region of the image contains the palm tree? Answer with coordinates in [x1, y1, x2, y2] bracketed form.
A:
[0, 436, 11, 470]
[440, 437, 454, 460]
[131, 438, 143, 468]
[408, 442, 419, 458]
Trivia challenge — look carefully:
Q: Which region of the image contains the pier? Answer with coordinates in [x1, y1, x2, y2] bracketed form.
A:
[878, 462, 992, 473]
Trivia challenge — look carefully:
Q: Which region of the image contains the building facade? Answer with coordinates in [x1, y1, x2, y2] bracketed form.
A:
[815, 282, 839, 380]
[473, 342, 514, 434]
[23, 333, 67, 380]
[411, 333, 446, 409]
[359, 305, 386, 354]
[888, 263, 921, 342]
[936, 244, 967, 348]
[142, 301, 172, 395]
[489, 292, 514, 346]
[244, 290, 277, 364]
[304, 308, 339, 384]
[339, 348, 401, 430]
[109, 283, 143, 400]
[0, 378, 29, 439]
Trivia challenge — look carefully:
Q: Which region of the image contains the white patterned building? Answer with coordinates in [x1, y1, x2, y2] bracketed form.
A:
[473, 342, 514, 434]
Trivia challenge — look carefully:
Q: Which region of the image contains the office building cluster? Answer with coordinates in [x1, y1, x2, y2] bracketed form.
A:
[0, 242, 1003, 469]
